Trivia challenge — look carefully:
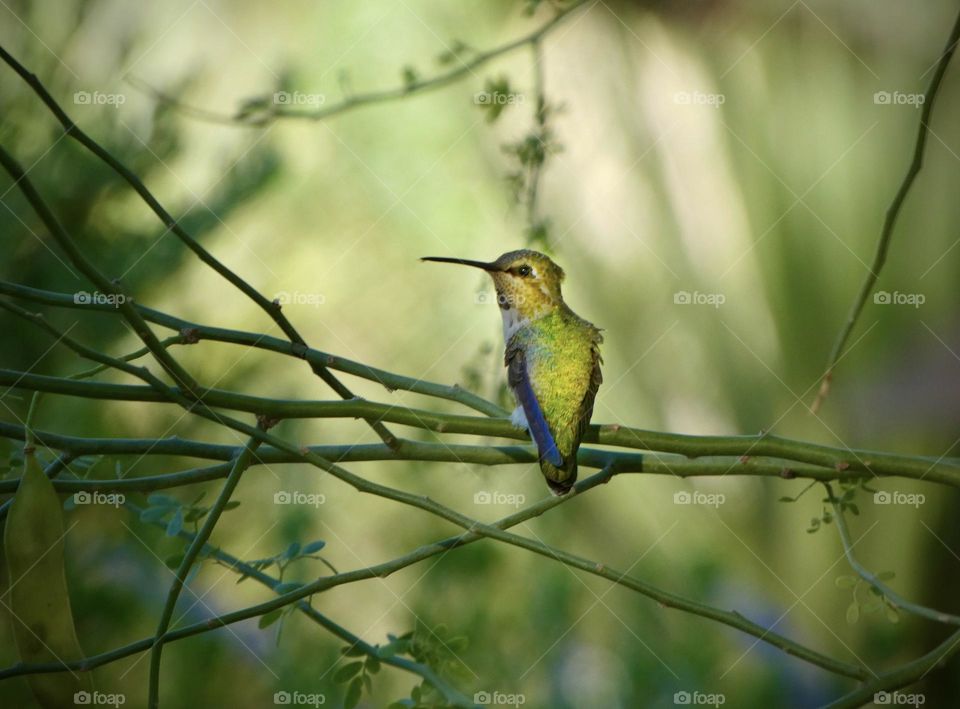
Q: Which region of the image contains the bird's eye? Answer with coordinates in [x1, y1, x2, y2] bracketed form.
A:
[517, 265, 532, 277]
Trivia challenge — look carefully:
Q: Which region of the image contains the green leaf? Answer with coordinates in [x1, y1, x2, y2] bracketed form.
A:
[164, 553, 184, 570]
[183, 506, 209, 522]
[365, 655, 380, 674]
[835, 576, 858, 589]
[284, 542, 301, 560]
[303, 540, 326, 554]
[166, 508, 184, 537]
[223, 500, 241, 511]
[846, 601, 860, 625]
[341, 644, 366, 657]
[258, 609, 282, 629]
[862, 600, 883, 614]
[334, 661, 363, 683]
[147, 493, 178, 507]
[140, 506, 170, 523]
[344, 676, 363, 709]
[877, 570, 896, 581]
[778, 496, 795, 503]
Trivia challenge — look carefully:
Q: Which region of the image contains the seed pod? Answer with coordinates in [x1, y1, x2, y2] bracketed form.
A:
[4, 449, 93, 706]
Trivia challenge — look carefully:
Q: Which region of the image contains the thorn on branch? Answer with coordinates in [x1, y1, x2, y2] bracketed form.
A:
[257, 414, 281, 431]
[180, 327, 200, 344]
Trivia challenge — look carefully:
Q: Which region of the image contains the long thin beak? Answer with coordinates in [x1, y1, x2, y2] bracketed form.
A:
[420, 256, 499, 272]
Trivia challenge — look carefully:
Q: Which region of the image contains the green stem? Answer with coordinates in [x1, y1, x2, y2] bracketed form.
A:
[826, 484, 960, 626]
[0, 281, 504, 417]
[0, 47, 397, 446]
[132, 502, 475, 708]
[825, 627, 960, 708]
[0, 467, 867, 683]
[131, 1, 589, 126]
[1, 369, 956, 486]
[813, 5, 960, 412]
[147, 437, 262, 709]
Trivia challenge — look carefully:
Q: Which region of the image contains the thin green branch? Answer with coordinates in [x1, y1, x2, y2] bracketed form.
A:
[0, 145, 199, 394]
[130, 502, 476, 707]
[131, 1, 589, 126]
[826, 484, 960, 626]
[0, 46, 398, 447]
[0, 280, 505, 417]
[813, 5, 960, 412]
[2, 369, 957, 486]
[0, 275, 873, 688]
[0, 432, 849, 496]
[0, 467, 867, 683]
[825, 627, 960, 709]
[147, 437, 262, 709]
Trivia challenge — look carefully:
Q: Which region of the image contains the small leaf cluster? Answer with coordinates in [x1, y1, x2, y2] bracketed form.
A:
[241, 539, 334, 585]
[836, 572, 900, 625]
[139, 491, 240, 538]
[385, 623, 470, 708]
[336, 644, 382, 709]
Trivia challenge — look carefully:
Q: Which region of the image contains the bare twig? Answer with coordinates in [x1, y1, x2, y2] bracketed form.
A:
[812, 6, 960, 412]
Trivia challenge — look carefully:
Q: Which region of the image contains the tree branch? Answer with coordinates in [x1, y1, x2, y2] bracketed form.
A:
[130, 1, 590, 126]
[0, 45, 399, 447]
[812, 5, 960, 412]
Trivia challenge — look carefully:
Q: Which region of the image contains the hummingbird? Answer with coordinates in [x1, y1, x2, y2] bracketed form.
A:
[422, 250, 602, 495]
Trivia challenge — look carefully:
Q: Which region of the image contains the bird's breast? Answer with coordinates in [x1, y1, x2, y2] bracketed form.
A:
[499, 305, 530, 343]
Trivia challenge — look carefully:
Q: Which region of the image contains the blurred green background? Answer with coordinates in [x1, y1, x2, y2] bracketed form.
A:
[2, 0, 960, 707]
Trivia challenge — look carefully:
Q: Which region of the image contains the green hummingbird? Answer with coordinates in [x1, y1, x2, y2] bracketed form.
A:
[422, 250, 603, 495]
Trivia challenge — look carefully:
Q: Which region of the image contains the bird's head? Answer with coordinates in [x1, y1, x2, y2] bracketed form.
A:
[422, 249, 565, 320]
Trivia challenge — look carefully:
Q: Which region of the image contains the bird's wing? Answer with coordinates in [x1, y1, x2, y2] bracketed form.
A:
[506, 343, 564, 467]
[575, 336, 604, 447]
